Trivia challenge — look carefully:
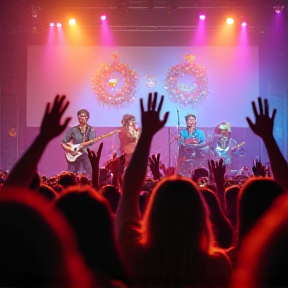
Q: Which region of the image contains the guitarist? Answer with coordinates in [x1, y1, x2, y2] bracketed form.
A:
[211, 122, 245, 171]
[61, 109, 95, 179]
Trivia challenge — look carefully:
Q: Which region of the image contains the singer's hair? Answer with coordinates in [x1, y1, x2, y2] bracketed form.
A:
[185, 114, 196, 121]
[121, 114, 135, 127]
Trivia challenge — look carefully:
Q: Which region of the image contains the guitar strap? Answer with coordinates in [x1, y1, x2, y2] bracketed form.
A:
[82, 125, 92, 143]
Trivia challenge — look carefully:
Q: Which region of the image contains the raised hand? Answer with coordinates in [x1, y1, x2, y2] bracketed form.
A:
[252, 160, 266, 177]
[140, 92, 169, 137]
[149, 153, 162, 180]
[246, 97, 276, 141]
[40, 95, 71, 141]
[87, 143, 103, 172]
[87, 143, 103, 190]
[209, 159, 226, 185]
[4, 95, 71, 188]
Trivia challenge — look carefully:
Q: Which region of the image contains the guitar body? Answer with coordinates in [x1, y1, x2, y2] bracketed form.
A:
[63, 129, 119, 162]
[65, 144, 82, 162]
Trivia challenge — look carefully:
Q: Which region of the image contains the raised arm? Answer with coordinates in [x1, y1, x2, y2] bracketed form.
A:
[208, 158, 226, 211]
[246, 97, 288, 189]
[4, 95, 71, 188]
[116, 92, 169, 226]
[87, 143, 103, 190]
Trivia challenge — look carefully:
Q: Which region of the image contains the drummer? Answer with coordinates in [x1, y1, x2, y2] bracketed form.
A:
[179, 114, 206, 146]
[177, 114, 207, 177]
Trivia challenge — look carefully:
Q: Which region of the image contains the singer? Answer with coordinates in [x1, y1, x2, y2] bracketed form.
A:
[119, 114, 141, 169]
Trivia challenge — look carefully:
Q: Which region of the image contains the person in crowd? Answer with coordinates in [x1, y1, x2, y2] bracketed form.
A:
[226, 177, 284, 268]
[100, 184, 121, 214]
[200, 187, 233, 249]
[224, 185, 240, 228]
[37, 183, 58, 201]
[211, 122, 245, 172]
[231, 194, 288, 288]
[246, 97, 288, 189]
[54, 186, 131, 287]
[58, 171, 78, 189]
[116, 92, 231, 287]
[177, 114, 208, 177]
[118, 114, 141, 170]
[61, 109, 96, 179]
[0, 189, 93, 288]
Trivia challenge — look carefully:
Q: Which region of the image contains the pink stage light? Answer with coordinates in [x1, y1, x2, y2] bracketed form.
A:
[56, 23, 62, 28]
[100, 15, 107, 21]
[199, 14, 206, 20]
[241, 21, 247, 27]
[50, 22, 55, 27]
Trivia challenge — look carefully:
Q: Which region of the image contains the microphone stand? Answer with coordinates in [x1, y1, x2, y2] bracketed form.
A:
[167, 109, 180, 167]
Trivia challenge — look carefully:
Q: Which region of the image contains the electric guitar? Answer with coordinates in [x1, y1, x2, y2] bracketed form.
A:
[62, 130, 119, 162]
[229, 141, 245, 153]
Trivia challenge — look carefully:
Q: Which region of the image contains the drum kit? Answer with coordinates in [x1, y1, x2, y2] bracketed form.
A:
[177, 142, 212, 178]
[176, 133, 246, 179]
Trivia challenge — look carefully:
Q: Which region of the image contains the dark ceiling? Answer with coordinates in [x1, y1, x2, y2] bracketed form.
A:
[0, 0, 287, 32]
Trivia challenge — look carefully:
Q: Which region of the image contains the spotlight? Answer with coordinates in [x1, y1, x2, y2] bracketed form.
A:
[100, 15, 107, 21]
[226, 17, 234, 25]
[240, 16, 247, 27]
[56, 23, 62, 28]
[274, 5, 285, 13]
[199, 14, 206, 20]
[69, 18, 76, 25]
[50, 22, 55, 27]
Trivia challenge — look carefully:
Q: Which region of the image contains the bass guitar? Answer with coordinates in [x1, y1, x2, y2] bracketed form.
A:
[62, 129, 119, 162]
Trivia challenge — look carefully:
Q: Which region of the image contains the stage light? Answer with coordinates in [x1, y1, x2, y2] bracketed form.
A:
[199, 14, 206, 20]
[274, 5, 285, 13]
[226, 17, 234, 25]
[240, 16, 247, 27]
[69, 18, 76, 25]
[100, 15, 107, 21]
[56, 23, 62, 28]
[50, 22, 55, 27]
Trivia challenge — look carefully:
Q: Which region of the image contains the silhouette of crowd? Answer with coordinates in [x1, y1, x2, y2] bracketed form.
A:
[1, 93, 288, 288]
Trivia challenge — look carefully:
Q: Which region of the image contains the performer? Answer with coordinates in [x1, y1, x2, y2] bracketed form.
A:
[177, 114, 207, 177]
[118, 114, 141, 170]
[61, 109, 96, 179]
[211, 122, 245, 171]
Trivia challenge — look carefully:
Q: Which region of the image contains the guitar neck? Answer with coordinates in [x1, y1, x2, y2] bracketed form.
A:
[231, 141, 245, 152]
[81, 130, 118, 148]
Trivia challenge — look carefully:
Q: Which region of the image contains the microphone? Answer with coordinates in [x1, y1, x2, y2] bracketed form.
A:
[177, 109, 180, 127]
